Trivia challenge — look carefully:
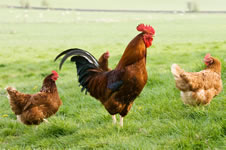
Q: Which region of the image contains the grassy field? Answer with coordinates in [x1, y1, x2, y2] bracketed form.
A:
[0, 6, 226, 150]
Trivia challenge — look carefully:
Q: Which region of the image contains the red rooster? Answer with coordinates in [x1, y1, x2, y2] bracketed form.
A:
[55, 24, 155, 126]
[6, 71, 62, 125]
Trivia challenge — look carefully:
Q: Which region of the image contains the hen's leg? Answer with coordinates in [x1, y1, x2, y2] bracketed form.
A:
[120, 116, 123, 127]
[112, 115, 116, 124]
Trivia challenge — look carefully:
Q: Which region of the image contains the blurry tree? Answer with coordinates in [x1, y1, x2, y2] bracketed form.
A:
[187, 1, 199, 12]
[20, 0, 30, 8]
[41, 0, 50, 8]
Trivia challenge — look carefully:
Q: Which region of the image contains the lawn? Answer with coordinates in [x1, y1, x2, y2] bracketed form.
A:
[0, 6, 225, 150]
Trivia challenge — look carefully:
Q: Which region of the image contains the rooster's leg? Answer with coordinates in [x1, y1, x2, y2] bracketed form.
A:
[43, 119, 49, 123]
[17, 115, 22, 123]
[120, 116, 123, 127]
[112, 115, 116, 124]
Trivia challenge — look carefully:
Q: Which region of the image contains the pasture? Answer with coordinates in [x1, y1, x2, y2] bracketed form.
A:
[0, 2, 226, 149]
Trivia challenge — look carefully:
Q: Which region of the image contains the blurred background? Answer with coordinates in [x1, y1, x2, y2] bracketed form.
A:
[0, 0, 226, 11]
[0, 0, 226, 47]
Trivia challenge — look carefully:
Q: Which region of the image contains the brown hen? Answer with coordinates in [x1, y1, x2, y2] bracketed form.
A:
[171, 54, 222, 106]
[6, 71, 62, 125]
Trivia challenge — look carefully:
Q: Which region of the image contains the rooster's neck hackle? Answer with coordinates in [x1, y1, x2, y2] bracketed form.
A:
[116, 33, 147, 69]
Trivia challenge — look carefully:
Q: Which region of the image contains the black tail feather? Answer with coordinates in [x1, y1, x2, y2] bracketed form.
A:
[81, 86, 87, 93]
[78, 71, 89, 82]
[55, 48, 100, 94]
[54, 49, 77, 61]
[54, 48, 99, 70]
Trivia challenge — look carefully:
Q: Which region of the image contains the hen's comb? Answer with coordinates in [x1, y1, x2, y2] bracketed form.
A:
[106, 51, 110, 55]
[204, 53, 211, 59]
[52, 70, 58, 76]
[137, 24, 155, 35]
[104, 50, 110, 59]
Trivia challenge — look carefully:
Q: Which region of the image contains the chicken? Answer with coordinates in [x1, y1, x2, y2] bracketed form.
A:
[6, 71, 62, 125]
[98, 50, 111, 71]
[171, 54, 222, 106]
[55, 24, 155, 126]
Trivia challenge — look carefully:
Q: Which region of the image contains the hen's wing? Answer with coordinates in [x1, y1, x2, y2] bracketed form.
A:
[171, 64, 222, 91]
[182, 71, 222, 92]
[23, 92, 48, 111]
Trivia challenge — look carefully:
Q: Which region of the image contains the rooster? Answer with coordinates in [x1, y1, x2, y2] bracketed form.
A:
[6, 71, 62, 125]
[55, 24, 155, 126]
[171, 54, 222, 106]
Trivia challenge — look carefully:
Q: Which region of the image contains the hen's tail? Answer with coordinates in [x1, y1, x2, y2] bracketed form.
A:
[5, 86, 24, 115]
[171, 64, 191, 91]
[171, 64, 184, 79]
[55, 48, 100, 94]
[5, 86, 17, 98]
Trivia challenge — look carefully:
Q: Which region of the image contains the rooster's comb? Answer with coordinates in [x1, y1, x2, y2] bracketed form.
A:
[52, 70, 58, 76]
[137, 24, 155, 35]
[204, 53, 211, 59]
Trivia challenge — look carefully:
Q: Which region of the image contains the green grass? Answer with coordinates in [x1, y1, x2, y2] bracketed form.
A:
[0, 7, 226, 149]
